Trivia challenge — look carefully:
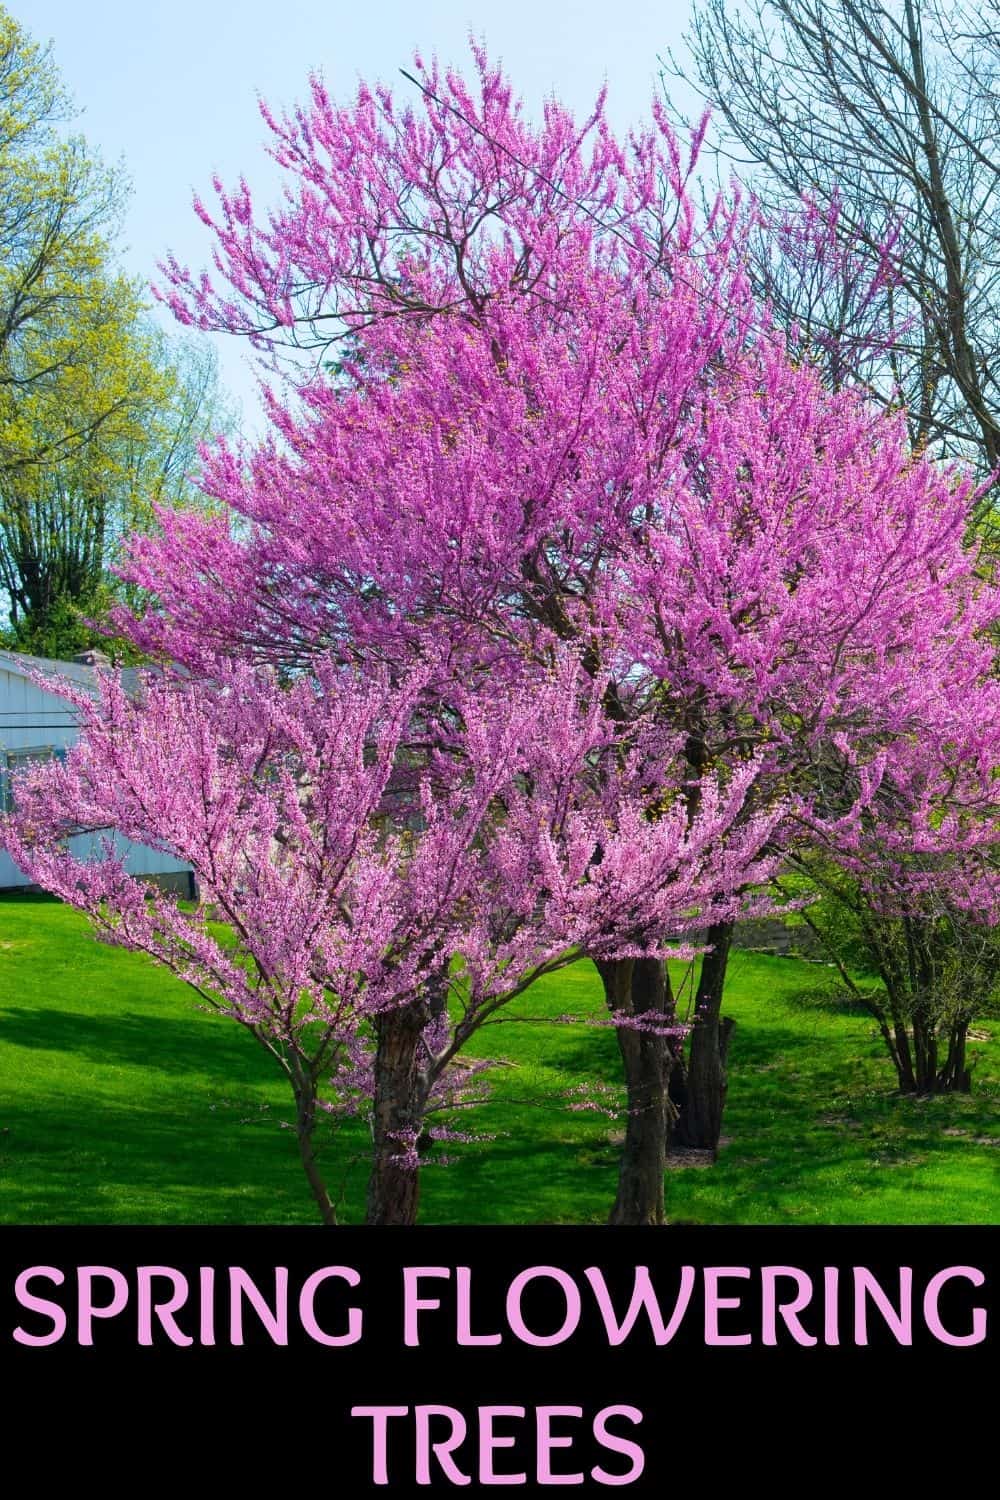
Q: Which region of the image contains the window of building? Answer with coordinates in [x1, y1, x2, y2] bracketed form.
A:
[1, 746, 64, 813]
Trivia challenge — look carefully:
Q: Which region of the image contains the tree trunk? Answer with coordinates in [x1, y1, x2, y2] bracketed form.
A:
[938, 1021, 972, 1093]
[601, 956, 674, 1226]
[366, 1000, 429, 1226]
[886, 988, 917, 1093]
[898, 1011, 972, 1095]
[673, 920, 734, 1154]
[912, 1009, 937, 1094]
[666, 1035, 687, 1141]
[293, 1078, 337, 1226]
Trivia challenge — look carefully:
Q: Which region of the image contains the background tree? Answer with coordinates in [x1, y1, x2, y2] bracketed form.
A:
[672, 0, 1000, 507]
[779, 704, 1000, 1096]
[0, 7, 121, 446]
[0, 5, 230, 657]
[780, 857, 1000, 1094]
[1, 319, 229, 656]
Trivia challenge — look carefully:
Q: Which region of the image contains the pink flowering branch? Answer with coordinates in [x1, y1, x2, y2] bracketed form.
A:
[1, 648, 784, 1223]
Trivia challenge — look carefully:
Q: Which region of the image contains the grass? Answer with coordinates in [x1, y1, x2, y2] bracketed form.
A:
[0, 892, 997, 1224]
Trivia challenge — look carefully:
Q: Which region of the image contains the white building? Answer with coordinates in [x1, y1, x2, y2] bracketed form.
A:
[0, 648, 193, 893]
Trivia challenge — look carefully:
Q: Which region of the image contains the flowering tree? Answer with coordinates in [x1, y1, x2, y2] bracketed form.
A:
[787, 724, 1000, 1094]
[107, 48, 1000, 1203]
[2, 650, 788, 1224]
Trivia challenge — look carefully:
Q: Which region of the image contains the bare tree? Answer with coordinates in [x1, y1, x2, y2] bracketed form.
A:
[669, 0, 1000, 511]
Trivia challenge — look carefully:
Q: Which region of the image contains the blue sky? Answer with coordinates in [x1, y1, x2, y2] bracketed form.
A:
[15, 1, 698, 427]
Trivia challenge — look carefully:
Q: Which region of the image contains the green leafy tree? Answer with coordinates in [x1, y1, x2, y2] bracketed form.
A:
[0, 6, 230, 657]
[777, 862, 1000, 1093]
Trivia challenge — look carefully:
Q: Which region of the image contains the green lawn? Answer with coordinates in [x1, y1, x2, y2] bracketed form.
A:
[1, 892, 997, 1224]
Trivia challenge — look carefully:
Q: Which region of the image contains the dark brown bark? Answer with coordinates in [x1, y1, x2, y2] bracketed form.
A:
[890, 1011, 918, 1093]
[366, 1000, 430, 1226]
[890, 915, 973, 1094]
[291, 1074, 337, 1226]
[666, 1035, 688, 1135]
[907, 1011, 972, 1094]
[601, 955, 675, 1226]
[673, 919, 735, 1154]
[863, 969, 972, 1095]
[887, 1019, 972, 1094]
[938, 1022, 972, 1093]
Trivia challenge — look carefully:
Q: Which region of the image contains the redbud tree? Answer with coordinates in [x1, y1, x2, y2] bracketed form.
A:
[3, 650, 789, 1224]
[114, 45, 1000, 1205]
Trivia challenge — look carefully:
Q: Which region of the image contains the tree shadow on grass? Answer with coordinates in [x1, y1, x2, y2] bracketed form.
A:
[488, 1022, 622, 1082]
[0, 1004, 274, 1082]
[418, 1133, 619, 1225]
[0, 941, 995, 1223]
[0, 1086, 368, 1225]
[449, 1009, 999, 1224]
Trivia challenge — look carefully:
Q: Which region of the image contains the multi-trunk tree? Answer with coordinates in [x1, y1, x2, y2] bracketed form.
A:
[787, 725, 1000, 1094]
[781, 857, 1000, 1096]
[132, 51, 1000, 1172]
